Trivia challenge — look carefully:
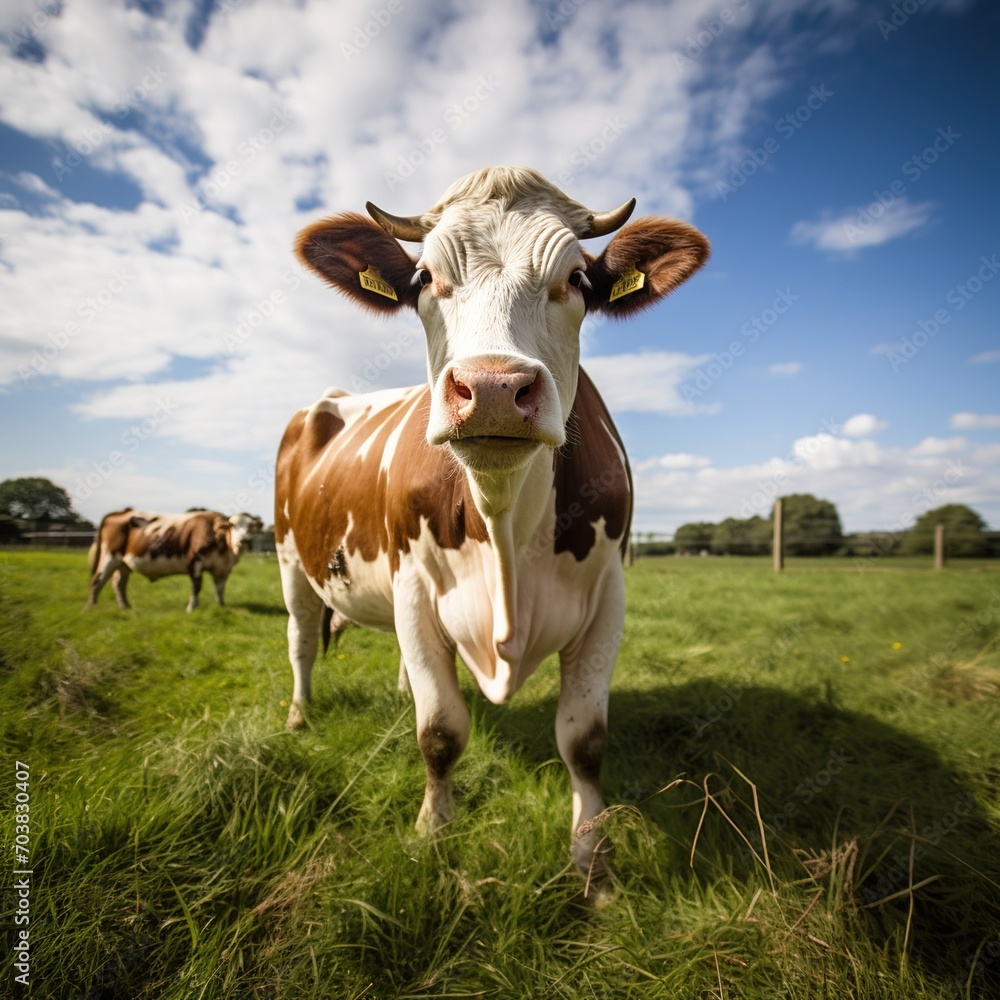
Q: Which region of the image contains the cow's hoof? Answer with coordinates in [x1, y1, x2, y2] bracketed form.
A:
[586, 880, 616, 908]
[415, 800, 452, 836]
[574, 828, 613, 888]
[285, 703, 307, 730]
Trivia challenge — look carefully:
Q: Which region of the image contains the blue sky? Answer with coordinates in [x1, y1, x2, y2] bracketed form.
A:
[1, 0, 997, 535]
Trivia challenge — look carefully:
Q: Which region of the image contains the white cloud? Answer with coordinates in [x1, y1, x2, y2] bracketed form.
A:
[789, 432, 881, 470]
[182, 458, 243, 475]
[789, 197, 934, 253]
[911, 435, 967, 456]
[841, 413, 887, 437]
[581, 351, 719, 416]
[951, 413, 1000, 430]
[633, 429, 996, 535]
[769, 361, 802, 376]
[973, 442, 1000, 464]
[4, 171, 60, 198]
[969, 350, 1000, 364]
[635, 453, 712, 471]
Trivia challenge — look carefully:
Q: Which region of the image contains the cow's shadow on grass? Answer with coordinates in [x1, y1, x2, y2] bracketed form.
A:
[477, 680, 1000, 994]
[233, 601, 287, 616]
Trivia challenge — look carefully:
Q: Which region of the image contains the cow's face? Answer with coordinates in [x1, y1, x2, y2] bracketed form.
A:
[229, 512, 263, 534]
[414, 203, 592, 469]
[296, 168, 709, 475]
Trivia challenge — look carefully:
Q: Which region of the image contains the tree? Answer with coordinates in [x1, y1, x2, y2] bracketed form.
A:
[674, 521, 715, 555]
[775, 494, 843, 556]
[711, 516, 771, 555]
[0, 477, 76, 522]
[901, 504, 990, 557]
[845, 531, 903, 559]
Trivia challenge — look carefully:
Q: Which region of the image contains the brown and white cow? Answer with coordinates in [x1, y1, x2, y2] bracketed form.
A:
[87, 509, 262, 611]
[277, 166, 709, 870]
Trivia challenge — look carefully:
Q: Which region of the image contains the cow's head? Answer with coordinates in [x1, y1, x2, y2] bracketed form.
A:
[228, 512, 263, 536]
[296, 167, 709, 474]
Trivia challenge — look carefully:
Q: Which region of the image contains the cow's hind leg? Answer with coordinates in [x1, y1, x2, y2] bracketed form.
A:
[111, 567, 132, 610]
[186, 562, 203, 612]
[556, 569, 626, 874]
[394, 573, 469, 833]
[279, 558, 324, 730]
[87, 555, 122, 609]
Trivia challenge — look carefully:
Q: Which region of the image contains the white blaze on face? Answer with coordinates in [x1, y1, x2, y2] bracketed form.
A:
[227, 512, 261, 552]
[417, 204, 588, 452]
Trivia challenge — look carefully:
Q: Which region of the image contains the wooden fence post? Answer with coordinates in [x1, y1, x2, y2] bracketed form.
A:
[934, 523, 945, 570]
[773, 498, 784, 573]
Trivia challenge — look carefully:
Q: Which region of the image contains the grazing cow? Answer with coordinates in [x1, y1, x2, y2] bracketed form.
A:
[277, 166, 709, 870]
[87, 509, 262, 611]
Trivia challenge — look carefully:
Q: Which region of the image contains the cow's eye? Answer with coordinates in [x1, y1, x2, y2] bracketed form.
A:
[412, 268, 433, 288]
[568, 269, 591, 290]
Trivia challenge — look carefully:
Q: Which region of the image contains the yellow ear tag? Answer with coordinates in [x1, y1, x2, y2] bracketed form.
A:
[609, 264, 645, 303]
[359, 265, 398, 301]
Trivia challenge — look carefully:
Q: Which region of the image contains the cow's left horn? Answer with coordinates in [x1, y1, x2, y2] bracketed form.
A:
[579, 197, 636, 239]
[366, 202, 431, 242]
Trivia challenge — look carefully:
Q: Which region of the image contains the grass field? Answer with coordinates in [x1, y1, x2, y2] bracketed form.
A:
[1, 550, 999, 999]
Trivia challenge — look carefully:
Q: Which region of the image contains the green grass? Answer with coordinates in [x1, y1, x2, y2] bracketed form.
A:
[2, 551, 999, 998]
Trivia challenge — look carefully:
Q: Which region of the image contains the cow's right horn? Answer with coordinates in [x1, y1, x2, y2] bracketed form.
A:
[366, 202, 432, 242]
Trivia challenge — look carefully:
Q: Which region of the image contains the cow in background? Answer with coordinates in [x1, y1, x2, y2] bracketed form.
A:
[87, 509, 262, 611]
[277, 166, 709, 871]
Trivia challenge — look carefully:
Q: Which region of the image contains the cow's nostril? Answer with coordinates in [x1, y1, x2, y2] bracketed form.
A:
[515, 384, 531, 403]
[454, 381, 473, 401]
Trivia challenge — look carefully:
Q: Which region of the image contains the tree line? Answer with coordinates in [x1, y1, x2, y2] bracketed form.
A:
[0, 477, 94, 542]
[1, 478, 996, 558]
[666, 494, 997, 558]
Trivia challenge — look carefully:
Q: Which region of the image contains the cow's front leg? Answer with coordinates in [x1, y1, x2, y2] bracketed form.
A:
[394, 572, 469, 834]
[557, 569, 626, 873]
[211, 570, 229, 606]
[397, 653, 411, 695]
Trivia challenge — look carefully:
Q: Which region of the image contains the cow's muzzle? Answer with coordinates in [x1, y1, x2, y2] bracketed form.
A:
[428, 356, 565, 455]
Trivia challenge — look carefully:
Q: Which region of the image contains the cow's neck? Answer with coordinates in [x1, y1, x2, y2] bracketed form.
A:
[461, 448, 554, 659]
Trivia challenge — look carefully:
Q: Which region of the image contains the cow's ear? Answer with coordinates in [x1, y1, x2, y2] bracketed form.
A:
[583, 217, 710, 317]
[295, 213, 419, 313]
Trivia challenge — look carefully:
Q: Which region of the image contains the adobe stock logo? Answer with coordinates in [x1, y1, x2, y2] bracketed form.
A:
[556, 117, 628, 188]
[383, 76, 501, 191]
[877, 0, 934, 40]
[340, 0, 414, 61]
[71, 398, 179, 504]
[886, 254, 999, 372]
[18, 268, 135, 382]
[716, 85, 833, 201]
